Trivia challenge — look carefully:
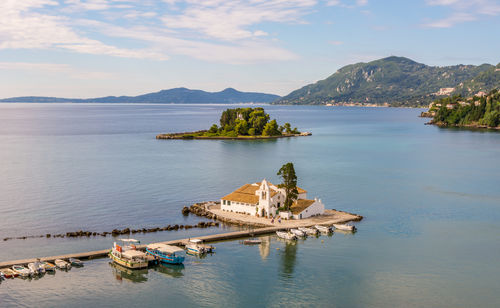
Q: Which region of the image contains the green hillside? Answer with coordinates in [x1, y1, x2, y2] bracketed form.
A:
[275, 56, 495, 107]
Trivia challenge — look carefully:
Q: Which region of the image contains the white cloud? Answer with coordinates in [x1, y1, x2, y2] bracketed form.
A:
[161, 0, 317, 41]
[0, 0, 167, 60]
[326, 0, 368, 8]
[424, 0, 500, 27]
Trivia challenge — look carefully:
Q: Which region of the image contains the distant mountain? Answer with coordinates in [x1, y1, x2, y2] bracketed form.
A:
[452, 63, 500, 97]
[275, 56, 497, 107]
[0, 87, 281, 104]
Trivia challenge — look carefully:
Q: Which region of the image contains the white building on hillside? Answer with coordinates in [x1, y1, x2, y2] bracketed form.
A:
[220, 179, 324, 219]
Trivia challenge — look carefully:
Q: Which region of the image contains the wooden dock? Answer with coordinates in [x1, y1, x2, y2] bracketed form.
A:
[0, 226, 290, 269]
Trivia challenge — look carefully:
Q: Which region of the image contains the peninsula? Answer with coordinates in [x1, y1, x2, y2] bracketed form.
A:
[422, 89, 500, 129]
[157, 107, 311, 140]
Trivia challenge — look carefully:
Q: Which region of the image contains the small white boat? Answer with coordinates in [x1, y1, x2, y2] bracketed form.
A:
[298, 227, 319, 235]
[55, 259, 71, 270]
[40, 261, 56, 272]
[185, 239, 214, 254]
[0, 271, 4, 280]
[332, 224, 356, 231]
[243, 239, 262, 245]
[69, 258, 84, 267]
[28, 263, 40, 275]
[276, 231, 297, 240]
[315, 225, 332, 233]
[11, 265, 31, 277]
[290, 229, 306, 237]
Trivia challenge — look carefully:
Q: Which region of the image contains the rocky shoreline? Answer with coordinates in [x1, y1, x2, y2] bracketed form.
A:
[156, 131, 312, 140]
[184, 201, 363, 227]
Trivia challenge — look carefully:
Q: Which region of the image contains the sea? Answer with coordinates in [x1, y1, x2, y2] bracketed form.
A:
[0, 103, 499, 307]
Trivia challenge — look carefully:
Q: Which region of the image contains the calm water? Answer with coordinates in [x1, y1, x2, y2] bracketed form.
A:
[1, 104, 499, 307]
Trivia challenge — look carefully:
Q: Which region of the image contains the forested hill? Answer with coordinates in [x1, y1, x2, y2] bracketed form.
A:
[275, 56, 497, 107]
[0, 87, 281, 104]
[425, 89, 500, 128]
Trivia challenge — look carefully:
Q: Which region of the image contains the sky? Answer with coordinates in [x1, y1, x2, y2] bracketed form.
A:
[1, 0, 500, 98]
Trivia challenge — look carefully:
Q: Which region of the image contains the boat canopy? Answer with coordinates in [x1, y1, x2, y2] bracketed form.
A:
[189, 239, 203, 243]
[147, 244, 184, 254]
[119, 239, 140, 243]
[122, 250, 146, 259]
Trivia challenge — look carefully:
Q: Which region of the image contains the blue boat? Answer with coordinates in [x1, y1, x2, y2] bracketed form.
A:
[145, 244, 185, 265]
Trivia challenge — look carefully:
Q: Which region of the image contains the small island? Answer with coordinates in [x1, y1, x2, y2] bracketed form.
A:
[157, 107, 311, 140]
[422, 89, 500, 129]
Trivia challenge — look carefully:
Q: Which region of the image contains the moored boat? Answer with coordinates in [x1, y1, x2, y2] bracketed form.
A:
[28, 262, 41, 275]
[0, 271, 4, 280]
[314, 225, 332, 233]
[185, 239, 214, 254]
[290, 229, 306, 237]
[146, 244, 185, 265]
[1, 268, 17, 278]
[69, 258, 84, 267]
[276, 231, 297, 240]
[55, 259, 71, 270]
[109, 239, 148, 269]
[40, 261, 56, 272]
[11, 265, 31, 277]
[332, 223, 356, 231]
[243, 239, 262, 245]
[298, 227, 319, 235]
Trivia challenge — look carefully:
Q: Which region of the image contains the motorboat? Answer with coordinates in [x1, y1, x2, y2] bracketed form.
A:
[243, 239, 262, 245]
[290, 229, 306, 237]
[314, 225, 332, 233]
[55, 259, 71, 270]
[332, 223, 356, 231]
[69, 258, 84, 267]
[185, 239, 214, 254]
[1, 268, 17, 278]
[276, 231, 297, 240]
[146, 243, 185, 265]
[298, 227, 319, 235]
[109, 239, 148, 269]
[40, 261, 56, 272]
[11, 265, 31, 277]
[0, 271, 4, 280]
[28, 262, 42, 275]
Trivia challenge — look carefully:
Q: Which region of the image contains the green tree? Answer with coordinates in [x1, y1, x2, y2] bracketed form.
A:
[282, 122, 292, 134]
[234, 119, 248, 135]
[262, 119, 281, 136]
[209, 124, 218, 134]
[277, 162, 299, 211]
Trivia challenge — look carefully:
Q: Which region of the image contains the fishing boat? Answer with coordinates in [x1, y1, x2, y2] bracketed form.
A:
[298, 227, 319, 235]
[276, 231, 297, 240]
[290, 229, 306, 237]
[40, 261, 56, 272]
[69, 258, 84, 267]
[243, 238, 262, 245]
[55, 259, 71, 270]
[146, 243, 185, 265]
[1, 268, 17, 278]
[0, 271, 4, 280]
[185, 239, 214, 254]
[11, 265, 31, 277]
[109, 239, 148, 269]
[332, 223, 356, 231]
[314, 225, 332, 233]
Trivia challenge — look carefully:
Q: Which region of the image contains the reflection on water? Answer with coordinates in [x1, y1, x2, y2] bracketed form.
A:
[279, 240, 298, 279]
[109, 262, 148, 283]
[152, 263, 185, 279]
[259, 236, 271, 260]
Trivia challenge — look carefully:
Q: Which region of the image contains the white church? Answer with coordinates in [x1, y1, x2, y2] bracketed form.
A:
[220, 179, 325, 219]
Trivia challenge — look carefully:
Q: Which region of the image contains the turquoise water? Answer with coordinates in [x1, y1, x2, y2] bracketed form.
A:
[1, 104, 499, 307]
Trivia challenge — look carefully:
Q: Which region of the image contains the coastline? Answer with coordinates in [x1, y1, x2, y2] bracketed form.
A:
[156, 131, 312, 140]
[426, 121, 500, 130]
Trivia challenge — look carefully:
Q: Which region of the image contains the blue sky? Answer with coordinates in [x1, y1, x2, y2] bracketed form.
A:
[1, 0, 499, 98]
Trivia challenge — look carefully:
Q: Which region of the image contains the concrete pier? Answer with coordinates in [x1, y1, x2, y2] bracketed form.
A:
[0, 226, 293, 269]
